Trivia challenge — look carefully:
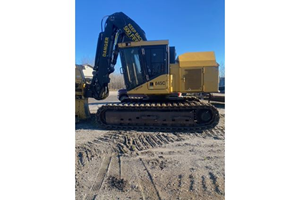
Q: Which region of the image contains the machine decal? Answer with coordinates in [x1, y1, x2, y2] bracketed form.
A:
[155, 81, 166, 86]
[102, 37, 109, 57]
[124, 23, 143, 42]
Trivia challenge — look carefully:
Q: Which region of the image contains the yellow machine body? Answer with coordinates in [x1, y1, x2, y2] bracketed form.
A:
[171, 52, 219, 93]
[80, 12, 220, 131]
[119, 40, 219, 95]
[75, 65, 90, 122]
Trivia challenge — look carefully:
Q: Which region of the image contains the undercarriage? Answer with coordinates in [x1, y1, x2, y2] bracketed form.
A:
[96, 97, 219, 132]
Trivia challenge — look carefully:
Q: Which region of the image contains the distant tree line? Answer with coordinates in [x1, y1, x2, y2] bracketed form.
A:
[108, 74, 125, 90]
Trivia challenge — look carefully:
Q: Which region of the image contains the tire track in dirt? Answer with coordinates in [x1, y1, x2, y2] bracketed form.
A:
[201, 175, 208, 192]
[132, 164, 146, 200]
[115, 155, 159, 200]
[138, 135, 149, 149]
[178, 174, 183, 188]
[77, 135, 224, 199]
[98, 155, 129, 199]
[117, 154, 122, 178]
[175, 173, 200, 199]
[84, 156, 112, 200]
[177, 173, 192, 198]
[200, 172, 224, 197]
[90, 127, 225, 155]
[209, 172, 224, 195]
[93, 127, 225, 154]
[139, 158, 162, 200]
[114, 132, 183, 154]
[132, 138, 142, 151]
[145, 135, 156, 147]
[189, 174, 195, 191]
[177, 173, 186, 198]
[76, 145, 98, 168]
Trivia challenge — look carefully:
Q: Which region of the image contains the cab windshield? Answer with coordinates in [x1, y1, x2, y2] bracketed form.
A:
[120, 47, 146, 90]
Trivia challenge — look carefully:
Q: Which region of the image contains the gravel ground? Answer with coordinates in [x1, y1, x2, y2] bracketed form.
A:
[76, 91, 225, 200]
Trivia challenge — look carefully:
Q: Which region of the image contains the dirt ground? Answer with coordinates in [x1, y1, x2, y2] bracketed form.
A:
[76, 92, 225, 200]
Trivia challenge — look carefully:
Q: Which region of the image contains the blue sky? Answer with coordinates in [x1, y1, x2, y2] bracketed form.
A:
[76, 0, 224, 69]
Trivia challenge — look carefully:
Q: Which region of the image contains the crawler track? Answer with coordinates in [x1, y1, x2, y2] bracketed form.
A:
[96, 97, 219, 132]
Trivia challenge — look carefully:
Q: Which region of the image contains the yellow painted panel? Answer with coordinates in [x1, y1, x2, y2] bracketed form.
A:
[179, 67, 204, 92]
[178, 52, 219, 68]
[203, 66, 219, 92]
[75, 66, 85, 84]
[170, 63, 180, 92]
[127, 74, 171, 95]
[75, 98, 90, 120]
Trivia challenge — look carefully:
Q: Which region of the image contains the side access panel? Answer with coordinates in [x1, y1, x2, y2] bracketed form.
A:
[202, 66, 219, 92]
[180, 68, 204, 92]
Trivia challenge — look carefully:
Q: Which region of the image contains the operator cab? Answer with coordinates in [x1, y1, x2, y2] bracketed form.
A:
[119, 40, 175, 91]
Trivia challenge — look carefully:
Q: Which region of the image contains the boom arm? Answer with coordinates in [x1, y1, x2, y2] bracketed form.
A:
[85, 12, 147, 100]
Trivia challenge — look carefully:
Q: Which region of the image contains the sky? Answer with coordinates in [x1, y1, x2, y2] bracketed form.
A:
[76, 0, 224, 70]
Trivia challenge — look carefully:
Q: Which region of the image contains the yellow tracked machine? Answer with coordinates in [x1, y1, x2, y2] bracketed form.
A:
[76, 12, 220, 131]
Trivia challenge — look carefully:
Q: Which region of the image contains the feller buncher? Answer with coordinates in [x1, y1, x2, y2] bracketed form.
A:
[76, 12, 220, 131]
